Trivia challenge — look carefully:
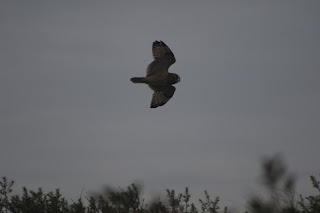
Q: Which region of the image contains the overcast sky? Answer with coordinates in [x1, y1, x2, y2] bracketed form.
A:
[1, 1, 319, 210]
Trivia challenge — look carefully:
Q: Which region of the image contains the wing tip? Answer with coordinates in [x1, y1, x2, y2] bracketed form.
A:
[150, 101, 166, 108]
[153, 40, 167, 46]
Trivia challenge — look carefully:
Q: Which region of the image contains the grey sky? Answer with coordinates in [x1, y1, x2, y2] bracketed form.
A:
[1, 1, 320, 210]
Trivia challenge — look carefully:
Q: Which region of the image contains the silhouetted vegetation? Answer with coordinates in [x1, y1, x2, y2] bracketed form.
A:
[1, 155, 319, 213]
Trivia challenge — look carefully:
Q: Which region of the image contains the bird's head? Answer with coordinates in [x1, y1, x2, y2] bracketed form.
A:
[168, 73, 180, 85]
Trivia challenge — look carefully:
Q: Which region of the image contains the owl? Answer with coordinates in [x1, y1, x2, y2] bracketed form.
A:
[130, 41, 180, 108]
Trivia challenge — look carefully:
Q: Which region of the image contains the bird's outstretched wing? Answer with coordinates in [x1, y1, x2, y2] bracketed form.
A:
[150, 85, 176, 108]
[152, 40, 176, 66]
[147, 41, 176, 76]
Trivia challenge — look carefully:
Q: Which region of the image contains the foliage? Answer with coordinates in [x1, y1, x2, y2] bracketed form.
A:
[245, 154, 319, 213]
[245, 154, 298, 213]
[298, 175, 320, 213]
[0, 179, 225, 213]
[0, 155, 319, 213]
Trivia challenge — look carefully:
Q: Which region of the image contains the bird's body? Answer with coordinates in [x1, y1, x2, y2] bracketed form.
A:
[130, 41, 180, 108]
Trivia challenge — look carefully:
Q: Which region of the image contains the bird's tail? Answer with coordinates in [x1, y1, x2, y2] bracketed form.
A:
[130, 77, 147, 83]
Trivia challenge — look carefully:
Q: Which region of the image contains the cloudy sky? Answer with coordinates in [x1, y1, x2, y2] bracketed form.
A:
[1, 1, 319, 210]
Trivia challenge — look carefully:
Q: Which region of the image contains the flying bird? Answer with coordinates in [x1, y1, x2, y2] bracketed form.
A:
[130, 41, 180, 108]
